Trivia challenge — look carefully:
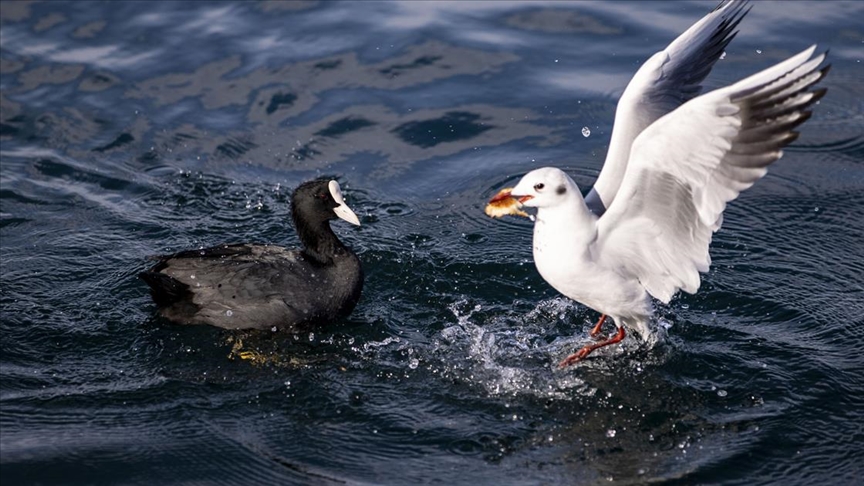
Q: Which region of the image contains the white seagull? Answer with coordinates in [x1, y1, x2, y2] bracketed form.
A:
[487, 0, 829, 367]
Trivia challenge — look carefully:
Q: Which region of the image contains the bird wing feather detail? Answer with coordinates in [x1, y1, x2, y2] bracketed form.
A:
[595, 46, 828, 303]
[587, 0, 751, 213]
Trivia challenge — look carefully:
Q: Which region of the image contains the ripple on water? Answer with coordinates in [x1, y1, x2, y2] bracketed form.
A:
[2, 0, 863, 483]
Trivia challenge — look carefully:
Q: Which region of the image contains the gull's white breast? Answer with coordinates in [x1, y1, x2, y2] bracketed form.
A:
[532, 207, 650, 321]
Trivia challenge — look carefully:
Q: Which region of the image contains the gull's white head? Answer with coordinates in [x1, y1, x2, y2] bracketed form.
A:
[510, 167, 578, 209]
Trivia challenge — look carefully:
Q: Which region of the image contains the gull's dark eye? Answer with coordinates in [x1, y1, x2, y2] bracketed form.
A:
[534, 183, 545, 191]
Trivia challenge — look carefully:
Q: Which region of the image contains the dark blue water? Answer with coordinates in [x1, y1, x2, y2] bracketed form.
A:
[2, 1, 863, 484]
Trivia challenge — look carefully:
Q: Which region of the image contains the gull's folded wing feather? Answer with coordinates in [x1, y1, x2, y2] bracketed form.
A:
[595, 46, 829, 303]
[586, 0, 750, 215]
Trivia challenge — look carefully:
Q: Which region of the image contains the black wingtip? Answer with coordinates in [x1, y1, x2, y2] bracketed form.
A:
[811, 87, 828, 104]
[724, 30, 740, 46]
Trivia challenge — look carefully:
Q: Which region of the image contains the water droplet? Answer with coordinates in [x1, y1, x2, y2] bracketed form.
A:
[581, 126, 591, 137]
[606, 429, 616, 438]
[225, 310, 233, 317]
[308, 332, 315, 342]
[408, 358, 419, 369]
[756, 49, 762, 54]
[284, 380, 291, 387]
[717, 389, 728, 397]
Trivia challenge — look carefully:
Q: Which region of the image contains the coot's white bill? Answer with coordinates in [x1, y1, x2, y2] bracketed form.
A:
[329, 180, 361, 226]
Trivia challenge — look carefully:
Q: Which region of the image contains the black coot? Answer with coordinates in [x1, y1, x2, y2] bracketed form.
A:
[139, 179, 363, 330]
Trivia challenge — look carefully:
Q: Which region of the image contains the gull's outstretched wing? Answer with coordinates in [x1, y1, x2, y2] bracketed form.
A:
[585, 0, 751, 215]
[595, 46, 829, 303]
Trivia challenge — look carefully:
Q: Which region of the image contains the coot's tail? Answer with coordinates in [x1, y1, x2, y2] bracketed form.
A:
[138, 271, 190, 307]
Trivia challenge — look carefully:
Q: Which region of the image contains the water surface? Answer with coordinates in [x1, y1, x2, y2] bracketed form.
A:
[2, 1, 864, 484]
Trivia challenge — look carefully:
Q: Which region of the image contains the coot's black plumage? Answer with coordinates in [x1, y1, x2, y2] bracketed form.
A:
[139, 179, 363, 330]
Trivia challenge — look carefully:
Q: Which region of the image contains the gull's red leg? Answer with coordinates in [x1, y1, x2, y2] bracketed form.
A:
[589, 314, 607, 338]
[559, 326, 625, 368]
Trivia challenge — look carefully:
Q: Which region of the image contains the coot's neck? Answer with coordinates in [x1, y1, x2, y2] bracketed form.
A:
[293, 212, 349, 265]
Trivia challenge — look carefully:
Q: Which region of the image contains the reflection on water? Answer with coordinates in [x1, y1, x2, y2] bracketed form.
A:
[2, 1, 864, 484]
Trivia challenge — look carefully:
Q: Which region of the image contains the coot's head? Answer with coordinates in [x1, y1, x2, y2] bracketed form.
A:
[292, 179, 361, 227]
